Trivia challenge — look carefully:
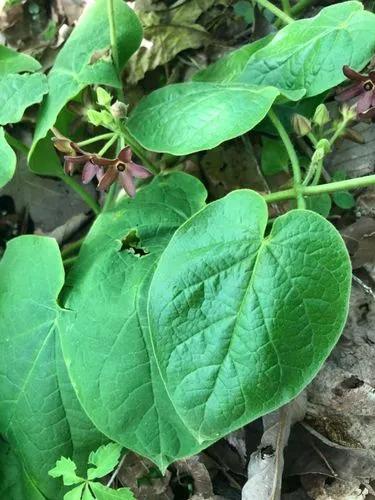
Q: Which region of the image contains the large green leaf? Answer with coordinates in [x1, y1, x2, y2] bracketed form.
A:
[0, 440, 45, 500]
[59, 173, 210, 470]
[148, 191, 351, 441]
[237, 1, 375, 97]
[127, 82, 298, 155]
[193, 35, 272, 83]
[0, 45, 41, 76]
[0, 73, 48, 125]
[0, 127, 16, 188]
[0, 236, 106, 499]
[29, 0, 142, 176]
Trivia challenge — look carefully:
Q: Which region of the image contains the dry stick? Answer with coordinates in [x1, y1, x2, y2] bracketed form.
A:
[106, 454, 126, 488]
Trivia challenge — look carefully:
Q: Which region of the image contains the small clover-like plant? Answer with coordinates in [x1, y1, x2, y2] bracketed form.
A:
[49, 443, 134, 500]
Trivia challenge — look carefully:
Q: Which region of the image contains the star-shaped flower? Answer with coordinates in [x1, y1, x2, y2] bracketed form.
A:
[97, 147, 152, 197]
[337, 65, 375, 120]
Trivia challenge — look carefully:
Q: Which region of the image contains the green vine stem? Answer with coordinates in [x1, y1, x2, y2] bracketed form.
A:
[77, 133, 115, 147]
[281, 0, 292, 17]
[255, 0, 294, 24]
[61, 237, 85, 258]
[63, 255, 78, 268]
[60, 174, 101, 215]
[268, 109, 306, 209]
[263, 174, 375, 203]
[291, 0, 315, 17]
[5, 132, 30, 156]
[98, 133, 119, 157]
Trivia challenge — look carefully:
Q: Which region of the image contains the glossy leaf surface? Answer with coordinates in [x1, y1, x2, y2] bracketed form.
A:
[0, 236, 105, 499]
[148, 191, 351, 441]
[237, 2, 375, 97]
[128, 82, 285, 155]
[59, 173, 209, 470]
[29, 0, 142, 175]
[0, 73, 48, 125]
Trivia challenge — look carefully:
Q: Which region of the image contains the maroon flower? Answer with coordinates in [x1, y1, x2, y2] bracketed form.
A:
[97, 147, 152, 197]
[337, 65, 375, 119]
[53, 135, 108, 183]
[52, 133, 152, 198]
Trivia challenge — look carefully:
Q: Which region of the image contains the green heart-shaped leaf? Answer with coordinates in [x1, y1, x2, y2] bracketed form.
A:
[127, 82, 298, 155]
[237, 1, 375, 97]
[148, 190, 351, 441]
[59, 173, 209, 470]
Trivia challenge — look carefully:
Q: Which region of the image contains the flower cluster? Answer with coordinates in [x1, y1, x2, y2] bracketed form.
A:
[53, 137, 152, 198]
[337, 65, 375, 120]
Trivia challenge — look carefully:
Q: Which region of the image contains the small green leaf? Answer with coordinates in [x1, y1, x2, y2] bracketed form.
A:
[261, 137, 288, 175]
[193, 36, 272, 84]
[233, 0, 254, 24]
[128, 82, 282, 155]
[49, 457, 83, 486]
[90, 483, 135, 500]
[65, 484, 86, 500]
[0, 127, 16, 188]
[306, 193, 332, 218]
[87, 444, 122, 480]
[148, 191, 351, 441]
[0, 73, 48, 125]
[29, 0, 142, 175]
[237, 2, 375, 97]
[333, 191, 356, 209]
[0, 44, 41, 75]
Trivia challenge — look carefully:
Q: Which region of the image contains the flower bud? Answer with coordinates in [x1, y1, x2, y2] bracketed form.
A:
[52, 137, 75, 155]
[313, 104, 330, 126]
[96, 87, 112, 107]
[312, 138, 331, 163]
[87, 109, 113, 127]
[111, 101, 128, 119]
[292, 113, 312, 137]
[340, 104, 357, 122]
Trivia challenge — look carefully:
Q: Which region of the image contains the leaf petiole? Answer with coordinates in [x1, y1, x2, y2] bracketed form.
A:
[268, 109, 306, 209]
[98, 134, 119, 156]
[255, 0, 294, 25]
[77, 133, 115, 147]
[263, 174, 375, 203]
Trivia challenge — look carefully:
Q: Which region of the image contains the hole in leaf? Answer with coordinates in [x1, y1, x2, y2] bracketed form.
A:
[120, 230, 149, 257]
[260, 445, 274, 459]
